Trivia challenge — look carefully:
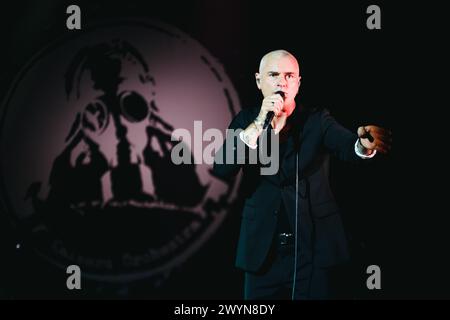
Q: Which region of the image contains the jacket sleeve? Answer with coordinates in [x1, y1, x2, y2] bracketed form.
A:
[320, 109, 361, 163]
[212, 110, 257, 179]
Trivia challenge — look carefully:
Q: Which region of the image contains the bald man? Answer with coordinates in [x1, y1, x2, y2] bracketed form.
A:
[213, 50, 391, 300]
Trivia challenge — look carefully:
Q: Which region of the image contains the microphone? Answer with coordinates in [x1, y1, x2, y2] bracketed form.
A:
[360, 131, 374, 143]
[263, 91, 285, 129]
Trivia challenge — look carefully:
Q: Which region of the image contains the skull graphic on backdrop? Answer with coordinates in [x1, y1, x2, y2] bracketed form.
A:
[31, 39, 207, 210]
[24, 39, 211, 252]
[1, 21, 239, 284]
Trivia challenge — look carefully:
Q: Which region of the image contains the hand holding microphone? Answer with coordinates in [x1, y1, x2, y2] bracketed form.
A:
[254, 92, 285, 131]
[241, 92, 285, 148]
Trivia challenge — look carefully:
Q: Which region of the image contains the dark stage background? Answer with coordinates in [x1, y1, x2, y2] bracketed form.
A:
[0, 0, 446, 299]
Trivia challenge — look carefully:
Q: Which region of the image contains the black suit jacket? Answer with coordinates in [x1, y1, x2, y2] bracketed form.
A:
[213, 105, 362, 272]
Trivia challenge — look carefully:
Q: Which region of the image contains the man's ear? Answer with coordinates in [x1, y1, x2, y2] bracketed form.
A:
[294, 76, 301, 96]
[255, 73, 261, 89]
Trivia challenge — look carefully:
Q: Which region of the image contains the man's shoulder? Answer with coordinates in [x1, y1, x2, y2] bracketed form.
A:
[299, 104, 327, 123]
[302, 104, 326, 115]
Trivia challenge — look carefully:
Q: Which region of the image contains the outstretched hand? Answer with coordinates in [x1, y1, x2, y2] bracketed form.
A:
[357, 125, 392, 154]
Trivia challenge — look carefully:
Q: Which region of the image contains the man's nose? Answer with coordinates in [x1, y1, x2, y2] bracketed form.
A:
[277, 76, 287, 87]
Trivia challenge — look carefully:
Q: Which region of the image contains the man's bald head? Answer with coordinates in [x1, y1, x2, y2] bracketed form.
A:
[255, 50, 301, 108]
[258, 50, 299, 74]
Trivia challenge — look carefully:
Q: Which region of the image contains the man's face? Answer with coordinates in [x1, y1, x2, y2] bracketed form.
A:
[255, 54, 301, 107]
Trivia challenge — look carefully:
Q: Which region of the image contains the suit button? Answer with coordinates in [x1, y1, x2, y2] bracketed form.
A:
[274, 210, 278, 216]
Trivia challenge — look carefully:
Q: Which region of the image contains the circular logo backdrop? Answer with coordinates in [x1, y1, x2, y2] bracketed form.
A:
[0, 20, 240, 283]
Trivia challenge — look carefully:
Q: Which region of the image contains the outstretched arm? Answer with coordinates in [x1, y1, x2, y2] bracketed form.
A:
[322, 109, 392, 161]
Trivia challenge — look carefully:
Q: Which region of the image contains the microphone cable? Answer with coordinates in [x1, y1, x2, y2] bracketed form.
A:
[291, 152, 300, 300]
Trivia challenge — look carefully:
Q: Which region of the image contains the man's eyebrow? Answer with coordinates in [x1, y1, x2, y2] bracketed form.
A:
[267, 71, 296, 75]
